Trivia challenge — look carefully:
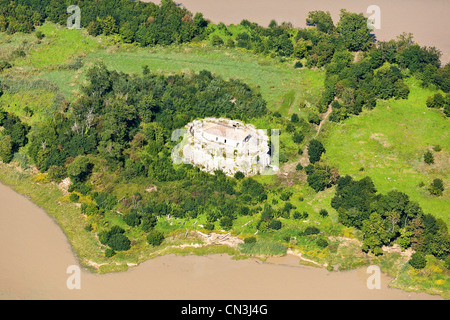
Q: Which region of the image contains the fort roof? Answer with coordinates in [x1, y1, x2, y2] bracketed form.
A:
[202, 121, 251, 142]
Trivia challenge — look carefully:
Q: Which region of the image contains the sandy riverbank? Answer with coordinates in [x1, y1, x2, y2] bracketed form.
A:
[145, 0, 450, 64]
[0, 183, 442, 300]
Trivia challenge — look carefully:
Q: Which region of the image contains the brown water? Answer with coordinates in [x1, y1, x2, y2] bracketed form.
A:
[0, 183, 443, 299]
[146, 0, 450, 64]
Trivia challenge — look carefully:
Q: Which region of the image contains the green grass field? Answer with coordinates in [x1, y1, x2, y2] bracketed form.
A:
[322, 77, 450, 224]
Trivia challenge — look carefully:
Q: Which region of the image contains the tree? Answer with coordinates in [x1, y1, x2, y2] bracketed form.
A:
[307, 139, 325, 163]
[409, 252, 427, 269]
[306, 11, 334, 34]
[319, 209, 329, 218]
[219, 216, 233, 230]
[292, 131, 304, 144]
[107, 233, 131, 251]
[0, 135, 13, 163]
[119, 22, 135, 43]
[423, 150, 434, 164]
[98, 16, 118, 36]
[147, 230, 165, 246]
[66, 155, 92, 183]
[428, 178, 444, 196]
[361, 212, 389, 255]
[336, 9, 372, 52]
[234, 171, 245, 179]
[210, 34, 224, 46]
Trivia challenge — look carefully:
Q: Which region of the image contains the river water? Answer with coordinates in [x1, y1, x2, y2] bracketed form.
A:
[145, 0, 450, 64]
[0, 183, 442, 299]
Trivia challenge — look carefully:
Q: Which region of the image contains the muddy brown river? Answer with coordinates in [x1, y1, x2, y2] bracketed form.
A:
[0, 183, 442, 299]
[145, 0, 450, 64]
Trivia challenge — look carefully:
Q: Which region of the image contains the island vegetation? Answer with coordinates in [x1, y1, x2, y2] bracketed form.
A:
[0, 0, 448, 298]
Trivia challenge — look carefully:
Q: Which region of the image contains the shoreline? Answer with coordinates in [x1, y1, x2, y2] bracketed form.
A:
[0, 170, 444, 299]
[144, 0, 450, 65]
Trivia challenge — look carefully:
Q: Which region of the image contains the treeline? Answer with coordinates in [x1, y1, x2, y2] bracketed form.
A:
[331, 175, 449, 260]
[2, 1, 449, 120]
[209, 10, 446, 118]
[0, 0, 209, 44]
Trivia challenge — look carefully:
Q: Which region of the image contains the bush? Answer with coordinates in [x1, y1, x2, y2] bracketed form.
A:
[294, 61, 303, 68]
[104, 248, 115, 258]
[234, 171, 245, 179]
[308, 139, 325, 163]
[211, 34, 224, 46]
[423, 150, 434, 164]
[69, 192, 80, 203]
[295, 163, 303, 171]
[140, 213, 157, 232]
[147, 230, 165, 246]
[409, 252, 427, 269]
[123, 212, 141, 227]
[269, 219, 282, 230]
[204, 221, 215, 231]
[220, 216, 234, 230]
[47, 165, 66, 182]
[319, 209, 329, 218]
[429, 178, 444, 196]
[316, 237, 329, 248]
[445, 256, 450, 270]
[304, 226, 320, 235]
[108, 233, 131, 251]
[244, 236, 257, 244]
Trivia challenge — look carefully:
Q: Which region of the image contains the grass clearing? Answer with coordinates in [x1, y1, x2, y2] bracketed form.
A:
[323, 77, 450, 224]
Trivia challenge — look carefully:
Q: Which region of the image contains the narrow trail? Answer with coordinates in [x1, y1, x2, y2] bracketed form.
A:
[279, 103, 332, 176]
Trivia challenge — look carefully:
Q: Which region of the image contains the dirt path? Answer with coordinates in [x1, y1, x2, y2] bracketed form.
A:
[279, 103, 332, 176]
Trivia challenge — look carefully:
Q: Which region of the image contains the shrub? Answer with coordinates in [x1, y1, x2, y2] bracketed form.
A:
[308, 139, 325, 163]
[69, 193, 80, 203]
[280, 190, 293, 201]
[294, 61, 303, 68]
[433, 145, 442, 152]
[147, 230, 165, 246]
[304, 226, 320, 235]
[234, 171, 245, 179]
[295, 163, 303, 171]
[123, 212, 141, 227]
[423, 150, 434, 164]
[429, 178, 444, 196]
[35, 30, 45, 40]
[47, 165, 66, 182]
[108, 233, 131, 251]
[316, 237, 329, 248]
[293, 131, 304, 144]
[269, 219, 282, 230]
[445, 256, 450, 270]
[140, 213, 157, 232]
[319, 209, 329, 218]
[204, 222, 215, 231]
[104, 248, 115, 258]
[220, 216, 233, 230]
[409, 252, 427, 269]
[0, 135, 13, 163]
[244, 236, 257, 244]
[211, 34, 224, 46]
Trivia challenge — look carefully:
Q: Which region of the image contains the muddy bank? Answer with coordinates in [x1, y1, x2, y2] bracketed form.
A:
[146, 0, 450, 64]
[0, 183, 442, 300]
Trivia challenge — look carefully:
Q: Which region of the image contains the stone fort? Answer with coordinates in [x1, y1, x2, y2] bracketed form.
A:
[172, 118, 273, 176]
